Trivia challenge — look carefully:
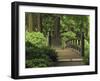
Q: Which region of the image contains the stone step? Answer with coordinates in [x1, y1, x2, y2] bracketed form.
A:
[55, 61, 84, 66]
[57, 53, 81, 59]
[58, 58, 83, 62]
[58, 57, 81, 59]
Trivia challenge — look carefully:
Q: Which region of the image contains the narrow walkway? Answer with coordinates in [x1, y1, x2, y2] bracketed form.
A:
[54, 48, 84, 66]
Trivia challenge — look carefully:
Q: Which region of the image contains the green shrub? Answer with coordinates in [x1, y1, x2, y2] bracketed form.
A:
[26, 60, 35, 68]
[26, 31, 47, 48]
[26, 46, 57, 68]
[83, 40, 89, 65]
[25, 31, 57, 68]
[26, 46, 57, 61]
[26, 58, 53, 68]
[41, 47, 58, 62]
[26, 41, 34, 48]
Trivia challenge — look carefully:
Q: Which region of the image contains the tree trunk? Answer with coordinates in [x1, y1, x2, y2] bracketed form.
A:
[28, 13, 33, 32]
[51, 15, 60, 47]
[37, 13, 41, 31]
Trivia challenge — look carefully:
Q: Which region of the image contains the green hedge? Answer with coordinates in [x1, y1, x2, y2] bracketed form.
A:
[26, 58, 53, 68]
[26, 46, 57, 68]
[25, 32, 57, 68]
[26, 31, 47, 48]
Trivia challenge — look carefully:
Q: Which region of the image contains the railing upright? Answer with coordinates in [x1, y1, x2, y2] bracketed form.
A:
[81, 32, 84, 57]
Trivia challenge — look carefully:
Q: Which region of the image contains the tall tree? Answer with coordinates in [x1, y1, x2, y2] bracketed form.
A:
[28, 13, 33, 32]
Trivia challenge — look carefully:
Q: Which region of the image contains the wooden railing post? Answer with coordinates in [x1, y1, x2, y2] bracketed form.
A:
[65, 36, 84, 56]
[48, 31, 51, 47]
[81, 32, 84, 57]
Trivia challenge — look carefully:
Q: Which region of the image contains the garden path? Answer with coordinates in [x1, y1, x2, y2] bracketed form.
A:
[54, 48, 84, 66]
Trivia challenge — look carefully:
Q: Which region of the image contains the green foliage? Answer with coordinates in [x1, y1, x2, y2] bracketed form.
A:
[60, 15, 89, 39]
[26, 58, 53, 68]
[26, 41, 34, 48]
[26, 31, 47, 48]
[61, 31, 76, 48]
[83, 40, 90, 65]
[60, 16, 76, 32]
[42, 14, 55, 36]
[26, 46, 57, 61]
[61, 31, 76, 40]
[42, 47, 58, 62]
[26, 46, 57, 68]
[25, 31, 58, 68]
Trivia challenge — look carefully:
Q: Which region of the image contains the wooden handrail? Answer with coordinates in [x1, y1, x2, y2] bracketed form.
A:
[65, 32, 84, 57]
[66, 39, 81, 52]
